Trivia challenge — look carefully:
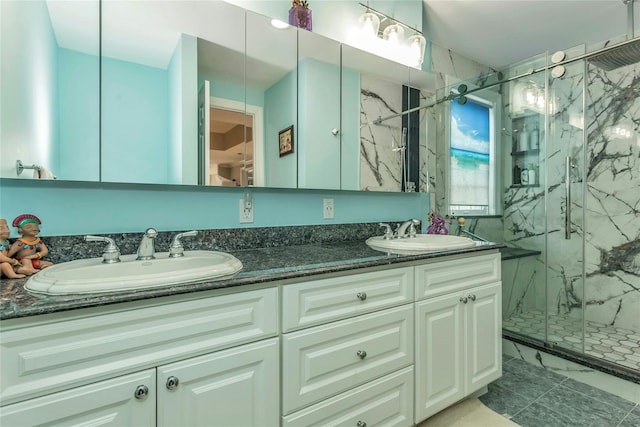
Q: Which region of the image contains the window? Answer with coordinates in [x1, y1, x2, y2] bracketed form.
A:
[448, 96, 499, 216]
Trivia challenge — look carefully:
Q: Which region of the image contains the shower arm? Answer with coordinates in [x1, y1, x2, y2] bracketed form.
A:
[368, 36, 640, 126]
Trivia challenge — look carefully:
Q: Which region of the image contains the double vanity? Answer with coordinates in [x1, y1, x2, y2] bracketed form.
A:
[0, 226, 502, 426]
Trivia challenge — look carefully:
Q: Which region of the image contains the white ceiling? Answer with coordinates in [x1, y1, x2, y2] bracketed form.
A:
[422, 0, 638, 69]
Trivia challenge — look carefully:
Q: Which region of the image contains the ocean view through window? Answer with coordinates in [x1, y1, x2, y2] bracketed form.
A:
[449, 97, 496, 216]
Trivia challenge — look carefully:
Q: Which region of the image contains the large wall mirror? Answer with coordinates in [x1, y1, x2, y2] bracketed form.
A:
[1, 0, 434, 193]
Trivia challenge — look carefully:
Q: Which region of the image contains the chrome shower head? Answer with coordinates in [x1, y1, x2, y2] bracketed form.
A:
[589, 38, 640, 71]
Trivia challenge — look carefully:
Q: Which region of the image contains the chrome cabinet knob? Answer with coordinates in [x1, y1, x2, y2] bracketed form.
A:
[134, 385, 149, 400]
[357, 350, 367, 359]
[468, 294, 476, 301]
[166, 376, 180, 390]
[356, 292, 367, 301]
[356, 421, 367, 427]
[459, 296, 468, 304]
[331, 128, 339, 136]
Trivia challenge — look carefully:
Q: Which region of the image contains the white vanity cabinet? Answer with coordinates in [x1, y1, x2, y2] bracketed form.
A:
[0, 287, 279, 426]
[414, 254, 502, 422]
[281, 267, 415, 426]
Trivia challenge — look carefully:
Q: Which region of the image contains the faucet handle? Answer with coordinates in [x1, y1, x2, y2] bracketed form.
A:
[378, 223, 393, 240]
[169, 230, 198, 258]
[85, 235, 121, 264]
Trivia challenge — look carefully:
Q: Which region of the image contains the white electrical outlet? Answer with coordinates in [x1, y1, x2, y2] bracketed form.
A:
[239, 199, 254, 223]
[323, 198, 334, 219]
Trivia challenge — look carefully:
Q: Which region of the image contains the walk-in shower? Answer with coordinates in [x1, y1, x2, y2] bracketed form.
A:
[434, 32, 639, 381]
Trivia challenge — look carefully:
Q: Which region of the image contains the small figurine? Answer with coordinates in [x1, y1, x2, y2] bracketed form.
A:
[8, 214, 53, 275]
[0, 219, 27, 279]
[426, 211, 453, 235]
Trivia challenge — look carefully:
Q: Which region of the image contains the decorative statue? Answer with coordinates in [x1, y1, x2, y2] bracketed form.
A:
[0, 219, 26, 279]
[426, 212, 453, 235]
[8, 214, 53, 275]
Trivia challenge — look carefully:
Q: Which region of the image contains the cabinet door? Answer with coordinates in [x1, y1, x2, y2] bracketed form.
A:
[0, 369, 155, 426]
[414, 294, 465, 422]
[157, 338, 279, 427]
[465, 282, 502, 393]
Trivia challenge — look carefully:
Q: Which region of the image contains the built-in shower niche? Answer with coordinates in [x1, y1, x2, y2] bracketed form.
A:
[510, 113, 542, 187]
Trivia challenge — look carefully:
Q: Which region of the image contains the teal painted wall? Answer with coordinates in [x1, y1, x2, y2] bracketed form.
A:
[264, 70, 297, 188]
[168, 34, 198, 185]
[297, 57, 341, 189]
[0, 179, 430, 237]
[58, 48, 100, 182]
[101, 57, 170, 184]
[341, 68, 361, 191]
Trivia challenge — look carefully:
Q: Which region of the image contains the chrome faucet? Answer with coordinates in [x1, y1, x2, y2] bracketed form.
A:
[85, 235, 121, 264]
[136, 228, 158, 260]
[169, 230, 198, 258]
[396, 219, 420, 238]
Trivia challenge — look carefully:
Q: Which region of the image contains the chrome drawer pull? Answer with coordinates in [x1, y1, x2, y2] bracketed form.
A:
[459, 296, 468, 304]
[357, 350, 367, 359]
[356, 421, 367, 427]
[356, 292, 367, 301]
[166, 376, 180, 390]
[468, 294, 476, 301]
[134, 385, 149, 400]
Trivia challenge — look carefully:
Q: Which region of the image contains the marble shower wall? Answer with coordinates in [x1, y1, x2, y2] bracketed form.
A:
[583, 57, 640, 332]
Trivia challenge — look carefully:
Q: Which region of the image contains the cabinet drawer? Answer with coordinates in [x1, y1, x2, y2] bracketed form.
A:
[282, 305, 413, 414]
[282, 267, 413, 332]
[415, 253, 500, 300]
[0, 287, 278, 405]
[283, 367, 414, 427]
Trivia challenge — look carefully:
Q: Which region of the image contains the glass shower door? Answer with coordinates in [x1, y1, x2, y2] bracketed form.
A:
[545, 55, 586, 353]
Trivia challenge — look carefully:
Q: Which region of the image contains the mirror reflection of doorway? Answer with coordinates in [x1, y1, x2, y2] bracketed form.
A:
[209, 98, 263, 187]
[199, 93, 263, 187]
[210, 107, 250, 186]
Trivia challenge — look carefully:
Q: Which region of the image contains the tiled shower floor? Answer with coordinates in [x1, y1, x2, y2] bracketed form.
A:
[504, 310, 640, 371]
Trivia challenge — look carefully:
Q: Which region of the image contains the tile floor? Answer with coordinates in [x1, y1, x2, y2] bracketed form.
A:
[479, 355, 640, 427]
[503, 310, 640, 371]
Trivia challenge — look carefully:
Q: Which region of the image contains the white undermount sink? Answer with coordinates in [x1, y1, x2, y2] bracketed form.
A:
[25, 250, 243, 295]
[366, 234, 476, 255]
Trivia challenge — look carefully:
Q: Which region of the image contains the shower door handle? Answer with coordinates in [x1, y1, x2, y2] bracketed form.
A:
[565, 156, 572, 240]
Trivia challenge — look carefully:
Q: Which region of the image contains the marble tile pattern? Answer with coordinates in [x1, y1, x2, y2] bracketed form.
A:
[480, 348, 640, 426]
[360, 74, 404, 191]
[0, 222, 503, 320]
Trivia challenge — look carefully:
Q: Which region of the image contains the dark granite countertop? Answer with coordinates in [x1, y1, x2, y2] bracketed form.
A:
[0, 240, 502, 321]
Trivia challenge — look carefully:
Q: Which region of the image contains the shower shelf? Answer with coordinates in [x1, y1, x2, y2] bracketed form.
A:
[511, 149, 539, 156]
[509, 184, 540, 188]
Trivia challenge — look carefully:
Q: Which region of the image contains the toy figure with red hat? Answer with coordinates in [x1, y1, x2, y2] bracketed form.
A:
[8, 214, 53, 275]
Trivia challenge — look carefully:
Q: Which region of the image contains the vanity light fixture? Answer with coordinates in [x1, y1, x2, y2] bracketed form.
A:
[352, 3, 426, 68]
[271, 19, 290, 29]
[358, 11, 380, 39]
